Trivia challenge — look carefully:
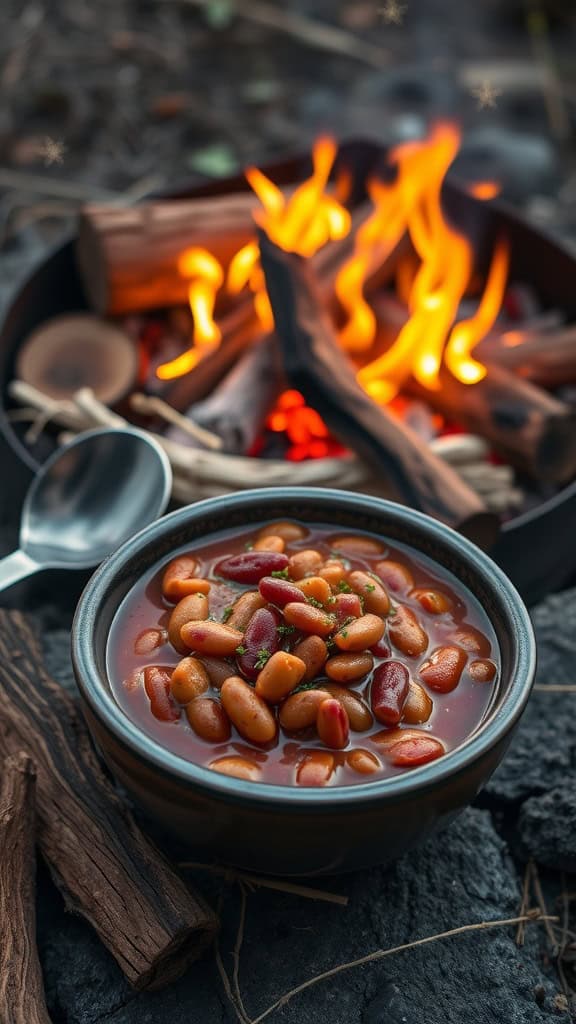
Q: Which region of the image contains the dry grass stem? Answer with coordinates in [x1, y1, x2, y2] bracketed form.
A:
[179, 861, 349, 906]
[516, 861, 532, 946]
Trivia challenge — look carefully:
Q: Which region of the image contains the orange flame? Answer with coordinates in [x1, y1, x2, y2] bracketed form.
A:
[468, 181, 501, 200]
[157, 248, 224, 380]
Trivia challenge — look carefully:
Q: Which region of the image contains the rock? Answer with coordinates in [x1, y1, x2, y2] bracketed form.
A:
[519, 786, 576, 872]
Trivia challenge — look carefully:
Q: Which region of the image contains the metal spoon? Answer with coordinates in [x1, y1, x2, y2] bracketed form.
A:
[0, 427, 172, 593]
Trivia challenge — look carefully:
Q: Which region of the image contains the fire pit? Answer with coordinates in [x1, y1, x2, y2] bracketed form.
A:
[2, 131, 576, 603]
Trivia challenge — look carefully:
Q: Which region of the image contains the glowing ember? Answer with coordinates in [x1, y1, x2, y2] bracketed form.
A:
[266, 389, 344, 461]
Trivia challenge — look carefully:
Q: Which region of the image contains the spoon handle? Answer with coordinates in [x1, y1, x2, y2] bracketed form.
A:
[0, 550, 40, 593]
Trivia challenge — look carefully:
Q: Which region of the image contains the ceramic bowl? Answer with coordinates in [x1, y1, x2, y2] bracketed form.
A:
[72, 488, 535, 876]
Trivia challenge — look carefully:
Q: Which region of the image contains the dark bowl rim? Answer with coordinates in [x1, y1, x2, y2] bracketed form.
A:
[72, 487, 536, 810]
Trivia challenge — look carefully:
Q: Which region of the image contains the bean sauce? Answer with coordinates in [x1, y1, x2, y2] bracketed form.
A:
[106, 522, 499, 787]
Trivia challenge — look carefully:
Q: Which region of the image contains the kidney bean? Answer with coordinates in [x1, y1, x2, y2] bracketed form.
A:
[162, 554, 200, 602]
[296, 576, 332, 606]
[371, 661, 410, 725]
[124, 668, 143, 693]
[168, 593, 210, 654]
[198, 656, 236, 689]
[335, 614, 384, 652]
[279, 689, 330, 731]
[402, 681, 433, 724]
[283, 603, 336, 637]
[319, 560, 347, 588]
[370, 636, 391, 658]
[226, 590, 266, 631]
[371, 727, 426, 751]
[186, 698, 231, 742]
[216, 551, 289, 583]
[389, 605, 428, 657]
[257, 520, 308, 543]
[411, 588, 452, 615]
[375, 560, 414, 594]
[296, 751, 335, 786]
[220, 676, 277, 744]
[331, 534, 385, 555]
[170, 657, 210, 704]
[255, 651, 307, 704]
[209, 755, 261, 781]
[347, 570, 390, 616]
[347, 749, 382, 775]
[288, 549, 324, 580]
[253, 535, 285, 553]
[325, 652, 374, 684]
[419, 645, 467, 692]
[293, 635, 328, 681]
[134, 627, 166, 655]
[180, 620, 244, 657]
[388, 736, 445, 767]
[259, 576, 306, 608]
[236, 607, 280, 680]
[333, 592, 363, 627]
[321, 684, 373, 731]
[451, 625, 491, 657]
[144, 667, 180, 722]
[317, 698, 349, 749]
[469, 659, 497, 683]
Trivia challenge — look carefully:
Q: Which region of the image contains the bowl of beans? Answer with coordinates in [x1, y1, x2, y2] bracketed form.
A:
[72, 488, 535, 875]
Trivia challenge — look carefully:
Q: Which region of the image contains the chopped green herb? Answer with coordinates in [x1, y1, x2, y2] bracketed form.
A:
[292, 680, 323, 695]
[221, 606, 233, 623]
[236, 644, 247, 655]
[254, 648, 272, 670]
[271, 568, 290, 579]
[244, 541, 254, 551]
[277, 624, 296, 636]
[340, 629, 349, 639]
[306, 596, 324, 609]
[365, 583, 376, 593]
[337, 580, 352, 593]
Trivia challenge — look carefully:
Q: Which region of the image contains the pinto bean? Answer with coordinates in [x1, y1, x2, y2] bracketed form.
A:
[283, 603, 336, 637]
[180, 620, 244, 657]
[253, 535, 286, 553]
[348, 571, 390, 616]
[255, 652, 307, 704]
[388, 736, 445, 767]
[469, 659, 497, 683]
[347, 749, 382, 775]
[375, 560, 414, 594]
[296, 576, 332, 606]
[259, 576, 306, 608]
[134, 627, 167, 655]
[371, 661, 410, 725]
[168, 593, 210, 654]
[288, 549, 324, 580]
[321, 684, 373, 731]
[371, 727, 426, 751]
[316, 698, 349, 749]
[279, 689, 330, 731]
[325, 652, 374, 684]
[419, 645, 467, 692]
[451, 625, 492, 657]
[162, 554, 202, 602]
[209, 755, 261, 781]
[198, 656, 236, 689]
[226, 590, 266, 631]
[187, 698, 231, 742]
[334, 614, 384, 652]
[319, 560, 347, 588]
[331, 534, 385, 555]
[389, 605, 428, 657]
[402, 681, 433, 724]
[257, 520, 308, 543]
[296, 751, 335, 787]
[236, 607, 280, 680]
[144, 667, 180, 722]
[333, 592, 362, 627]
[411, 588, 452, 615]
[170, 657, 210, 704]
[220, 676, 277, 744]
[293, 635, 328, 681]
[216, 551, 289, 583]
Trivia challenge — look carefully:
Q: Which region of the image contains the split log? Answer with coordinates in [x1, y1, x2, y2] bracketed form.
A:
[0, 609, 217, 990]
[476, 326, 576, 389]
[77, 192, 261, 314]
[409, 364, 576, 483]
[0, 752, 52, 1024]
[259, 231, 499, 549]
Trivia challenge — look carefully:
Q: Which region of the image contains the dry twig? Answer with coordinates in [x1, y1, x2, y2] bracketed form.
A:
[180, 862, 349, 906]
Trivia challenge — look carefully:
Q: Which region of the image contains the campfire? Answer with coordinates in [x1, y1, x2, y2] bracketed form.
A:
[9, 124, 576, 548]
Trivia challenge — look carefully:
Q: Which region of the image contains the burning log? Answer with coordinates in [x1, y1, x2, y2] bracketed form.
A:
[0, 752, 52, 1024]
[476, 326, 576, 389]
[409, 363, 576, 483]
[77, 192, 261, 314]
[0, 609, 217, 990]
[259, 232, 499, 549]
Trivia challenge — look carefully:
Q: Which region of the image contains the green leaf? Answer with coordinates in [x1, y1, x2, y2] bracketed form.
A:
[271, 568, 289, 579]
[306, 596, 324, 609]
[222, 606, 233, 622]
[337, 580, 352, 593]
[254, 648, 272, 669]
[277, 624, 296, 636]
[236, 644, 247, 655]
